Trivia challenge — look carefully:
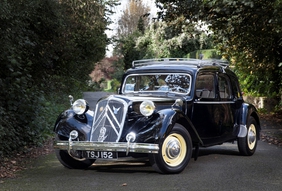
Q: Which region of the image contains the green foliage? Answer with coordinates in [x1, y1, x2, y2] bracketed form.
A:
[109, 58, 126, 90]
[114, 20, 215, 70]
[0, 0, 115, 157]
[136, 21, 214, 59]
[117, 31, 145, 70]
[87, 80, 104, 92]
[187, 49, 222, 59]
[156, 0, 282, 97]
[111, 79, 121, 92]
[234, 64, 278, 97]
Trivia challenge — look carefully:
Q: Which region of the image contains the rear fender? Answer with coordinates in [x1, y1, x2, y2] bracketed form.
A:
[53, 109, 94, 140]
[156, 109, 203, 146]
[240, 103, 260, 125]
[238, 103, 261, 138]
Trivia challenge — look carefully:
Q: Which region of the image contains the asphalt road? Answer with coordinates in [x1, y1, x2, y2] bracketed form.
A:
[2, 92, 281, 191]
[1, 142, 282, 191]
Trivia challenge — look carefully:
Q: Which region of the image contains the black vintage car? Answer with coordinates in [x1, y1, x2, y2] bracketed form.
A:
[54, 58, 260, 174]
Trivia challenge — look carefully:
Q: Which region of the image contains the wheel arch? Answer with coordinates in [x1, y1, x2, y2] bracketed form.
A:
[157, 109, 203, 146]
[54, 109, 93, 140]
[241, 103, 261, 138]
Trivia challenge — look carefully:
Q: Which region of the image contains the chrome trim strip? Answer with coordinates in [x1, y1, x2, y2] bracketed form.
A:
[54, 140, 159, 154]
[194, 101, 235, 104]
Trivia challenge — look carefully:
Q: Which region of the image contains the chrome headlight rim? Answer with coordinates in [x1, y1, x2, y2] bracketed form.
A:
[139, 100, 155, 117]
[72, 99, 88, 115]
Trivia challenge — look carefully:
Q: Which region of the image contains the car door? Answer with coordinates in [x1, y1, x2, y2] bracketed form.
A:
[192, 71, 234, 146]
[217, 73, 235, 137]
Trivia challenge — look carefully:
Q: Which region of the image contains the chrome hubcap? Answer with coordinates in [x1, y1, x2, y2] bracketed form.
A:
[166, 139, 181, 159]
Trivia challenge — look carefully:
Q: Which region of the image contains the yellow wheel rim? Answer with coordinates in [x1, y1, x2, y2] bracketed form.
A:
[248, 124, 257, 150]
[161, 133, 187, 167]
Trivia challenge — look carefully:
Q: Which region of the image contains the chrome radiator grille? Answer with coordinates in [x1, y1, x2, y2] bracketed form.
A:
[91, 97, 127, 142]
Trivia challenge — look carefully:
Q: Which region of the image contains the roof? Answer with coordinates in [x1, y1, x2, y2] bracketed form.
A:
[131, 58, 229, 69]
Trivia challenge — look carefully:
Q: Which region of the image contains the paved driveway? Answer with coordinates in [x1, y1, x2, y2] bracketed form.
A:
[1, 141, 282, 191]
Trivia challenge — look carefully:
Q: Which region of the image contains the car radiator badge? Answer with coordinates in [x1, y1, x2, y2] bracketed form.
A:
[113, 106, 120, 115]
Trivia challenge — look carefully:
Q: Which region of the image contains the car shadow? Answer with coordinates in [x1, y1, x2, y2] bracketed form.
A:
[88, 158, 157, 174]
[195, 143, 241, 157]
[86, 144, 241, 173]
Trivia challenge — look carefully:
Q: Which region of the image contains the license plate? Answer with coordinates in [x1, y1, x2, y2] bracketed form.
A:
[83, 151, 118, 159]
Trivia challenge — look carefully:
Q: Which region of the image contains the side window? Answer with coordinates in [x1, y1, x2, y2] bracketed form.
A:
[195, 74, 215, 99]
[218, 74, 231, 100]
[230, 75, 242, 99]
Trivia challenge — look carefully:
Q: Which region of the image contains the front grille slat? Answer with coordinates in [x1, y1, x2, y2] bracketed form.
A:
[106, 114, 119, 135]
[91, 96, 127, 142]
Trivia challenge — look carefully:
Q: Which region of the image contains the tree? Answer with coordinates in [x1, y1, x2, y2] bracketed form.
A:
[90, 57, 115, 82]
[113, 0, 151, 70]
[117, 0, 150, 37]
[136, 20, 214, 58]
[0, 0, 118, 156]
[156, 0, 282, 98]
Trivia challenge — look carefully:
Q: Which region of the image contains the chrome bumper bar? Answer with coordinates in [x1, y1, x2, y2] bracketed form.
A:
[54, 140, 159, 154]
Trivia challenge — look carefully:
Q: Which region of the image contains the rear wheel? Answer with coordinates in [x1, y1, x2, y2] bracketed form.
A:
[149, 123, 192, 174]
[237, 116, 258, 156]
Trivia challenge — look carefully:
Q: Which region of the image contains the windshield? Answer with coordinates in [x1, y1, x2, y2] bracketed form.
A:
[123, 73, 191, 95]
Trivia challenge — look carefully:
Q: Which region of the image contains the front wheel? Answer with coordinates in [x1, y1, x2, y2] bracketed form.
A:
[55, 149, 95, 169]
[149, 123, 192, 174]
[237, 116, 259, 156]
[55, 135, 95, 169]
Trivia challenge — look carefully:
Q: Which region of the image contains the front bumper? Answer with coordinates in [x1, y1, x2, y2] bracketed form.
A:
[54, 139, 159, 154]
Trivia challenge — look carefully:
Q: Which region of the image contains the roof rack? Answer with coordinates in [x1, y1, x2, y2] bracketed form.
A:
[200, 59, 230, 68]
[132, 58, 229, 68]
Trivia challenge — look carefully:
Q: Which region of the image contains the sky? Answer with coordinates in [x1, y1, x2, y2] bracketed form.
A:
[106, 0, 157, 56]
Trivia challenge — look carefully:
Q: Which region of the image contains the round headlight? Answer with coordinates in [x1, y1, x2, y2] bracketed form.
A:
[140, 100, 155, 117]
[72, 99, 88, 115]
